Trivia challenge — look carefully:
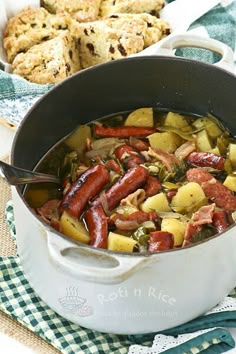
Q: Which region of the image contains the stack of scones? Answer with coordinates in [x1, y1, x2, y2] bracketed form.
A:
[3, 0, 171, 84]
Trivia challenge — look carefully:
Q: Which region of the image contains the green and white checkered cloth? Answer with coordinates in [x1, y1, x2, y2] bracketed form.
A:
[1, 1, 236, 353]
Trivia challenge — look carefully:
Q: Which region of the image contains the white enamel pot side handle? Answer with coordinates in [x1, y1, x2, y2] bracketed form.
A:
[47, 231, 155, 284]
[146, 33, 235, 74]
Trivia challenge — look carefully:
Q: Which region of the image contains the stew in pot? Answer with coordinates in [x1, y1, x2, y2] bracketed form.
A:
[25, 108, 236, 253]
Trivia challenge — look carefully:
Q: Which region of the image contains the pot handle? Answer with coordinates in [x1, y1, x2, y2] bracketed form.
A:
[140, 33, 235, 73]
[47, 231, 154, 284]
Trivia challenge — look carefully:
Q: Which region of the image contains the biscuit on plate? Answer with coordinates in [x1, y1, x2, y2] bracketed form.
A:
[99, 0, 165, 18]
[74, 21, 144, 69]
[41, 0, 102, 22]
[104, 13, 171, 48]
[3, 6, 72, 63]
[12, 31, 80, 84]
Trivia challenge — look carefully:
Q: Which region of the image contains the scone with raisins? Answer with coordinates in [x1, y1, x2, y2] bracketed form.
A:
[73, 12, 170, 68]
[99, 0, 165, 18]
[74, 21, 144, 69]
[3, 6, 72, 63]
[104, 13, 171, 48]
[41, 0, 102, 22]
[12, 31, 80, 84]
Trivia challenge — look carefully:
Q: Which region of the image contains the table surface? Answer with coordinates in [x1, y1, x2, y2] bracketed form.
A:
[1, 125, 236, 354]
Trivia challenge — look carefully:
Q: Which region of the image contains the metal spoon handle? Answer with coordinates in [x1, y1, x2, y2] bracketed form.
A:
[0, 160, 60, 185]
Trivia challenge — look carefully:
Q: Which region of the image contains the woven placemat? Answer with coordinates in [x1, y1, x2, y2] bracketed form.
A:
[0, 159, 61, 354]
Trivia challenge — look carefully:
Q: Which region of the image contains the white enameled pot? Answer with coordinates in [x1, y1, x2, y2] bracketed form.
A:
[11, 34, 236, 334]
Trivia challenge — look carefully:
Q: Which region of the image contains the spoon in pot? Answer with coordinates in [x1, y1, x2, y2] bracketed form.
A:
[0, 160, 60, 185]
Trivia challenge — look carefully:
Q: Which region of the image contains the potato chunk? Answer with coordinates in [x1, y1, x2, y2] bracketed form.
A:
[228, 143, 236, 169]
[148, 132, 182, 153]
[141, 192, 171, 213]
[193, 117, 222, 138]
[196, 130, 212, 152]
[108, 232, 137, 252]
[223, 175, 236, 192]
[161, 218, 186, 246]
[60, 211, 90, 244]
[164, 112, 188, 128]
[171, 182, 206, 212]
[65, 125, 91, 152]
[124, 107, 153, 127]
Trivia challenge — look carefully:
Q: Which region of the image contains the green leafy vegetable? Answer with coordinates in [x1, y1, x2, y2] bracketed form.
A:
[191, 225, 216, 244]
[131, 226, 150, 251]
[158, 125, 203, 140]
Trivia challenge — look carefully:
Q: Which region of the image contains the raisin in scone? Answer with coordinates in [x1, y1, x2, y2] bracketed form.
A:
[3, 6, 72, 63]
[12, 31, 80, 84]
[74, 21, 144, 69]
[105, 13, 171, 48]
[99, 0, 165, 18]
[41, 0, 102, 22]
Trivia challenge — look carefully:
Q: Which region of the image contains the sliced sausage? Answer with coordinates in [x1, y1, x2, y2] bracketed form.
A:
[59, 164, 109, 218]
[94, 125, 156, 138]
[148, 231, 174, 252]
[129, 137, 149, 151]
[114, 144, 144, 169]
[144, 175, 162, 197]
[187, 152, 225, 170]
[85, 204, 108, 248]
[105, 165, 149, 211]
[212, 210, 229, 233]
